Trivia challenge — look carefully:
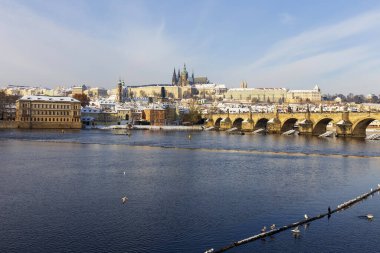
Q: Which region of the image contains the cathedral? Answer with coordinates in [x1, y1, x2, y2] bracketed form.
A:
[171, 63, 209, 87]
[172, 63, 191, 86]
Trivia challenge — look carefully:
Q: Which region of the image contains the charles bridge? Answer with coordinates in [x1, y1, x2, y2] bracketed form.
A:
[204, 110, 380, 138]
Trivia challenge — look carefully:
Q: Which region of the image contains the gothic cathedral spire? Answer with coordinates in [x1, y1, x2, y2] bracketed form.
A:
[172, 68, 177, 85]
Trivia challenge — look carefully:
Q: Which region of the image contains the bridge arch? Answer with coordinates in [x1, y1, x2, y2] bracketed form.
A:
[281, 118, 298, 133]
[352, 118, 376, 138]
[312, 118, 334, 136]
[255, 118, 269, 130]
[214, 117, 223, 129]
[232, 118, 244, 130]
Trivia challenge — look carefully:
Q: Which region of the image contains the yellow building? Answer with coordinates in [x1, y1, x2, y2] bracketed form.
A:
[71, 86, 86, 96]
[128, 84, 191, 99]
[16, 95, 82, 129]
[87, 87, 108, 98]
[143, 108, 166, 126]
[225, 88, 287, 103]
[286, 85, 322, 103]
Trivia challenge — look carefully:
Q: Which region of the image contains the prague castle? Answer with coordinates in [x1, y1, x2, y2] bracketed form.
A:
[128, 63, 210, 100]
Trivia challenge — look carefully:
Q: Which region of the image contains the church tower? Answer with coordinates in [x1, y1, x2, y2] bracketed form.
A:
[172, 68, 177, 85]
[180, 63, 188, 87]
[117, 79, 125, 103]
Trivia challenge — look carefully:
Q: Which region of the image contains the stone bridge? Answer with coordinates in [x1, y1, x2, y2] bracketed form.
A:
[204, 111, 380, 138]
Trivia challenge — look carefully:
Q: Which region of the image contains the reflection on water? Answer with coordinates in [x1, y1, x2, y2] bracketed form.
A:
[0, 129, 379, 253]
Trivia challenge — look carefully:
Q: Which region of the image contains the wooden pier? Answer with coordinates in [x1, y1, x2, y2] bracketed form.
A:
[205, 185, 380, 253]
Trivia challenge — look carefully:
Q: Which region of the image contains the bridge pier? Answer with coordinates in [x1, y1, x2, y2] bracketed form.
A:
[336, 111, 353, 137]
[241, 119, 254, 132]
[205, 119, 214, 128]
[336, 120, 353, 137]
[220, 117, 232, 131]
[298, 119, 313, 135]
[267, 118, 281, 134]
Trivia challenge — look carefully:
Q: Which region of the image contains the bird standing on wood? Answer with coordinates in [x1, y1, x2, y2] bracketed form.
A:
[304, 214, 308, 219]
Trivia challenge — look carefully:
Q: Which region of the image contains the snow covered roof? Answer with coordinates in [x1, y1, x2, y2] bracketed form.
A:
[228, 88, 287, 91]
[288, 89, 320, 93]
[19, 95, 80, 103]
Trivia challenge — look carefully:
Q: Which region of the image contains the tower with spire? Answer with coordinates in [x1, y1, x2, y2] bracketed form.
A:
[180, 63, 189, 87]
[172, 68, 178, 85]
[116, 79, 125, 103]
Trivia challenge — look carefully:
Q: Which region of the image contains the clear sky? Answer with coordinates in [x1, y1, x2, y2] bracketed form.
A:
[1, 0, 380, 94]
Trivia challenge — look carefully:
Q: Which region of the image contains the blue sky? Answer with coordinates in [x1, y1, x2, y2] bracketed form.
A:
[1, 0, 380, 94]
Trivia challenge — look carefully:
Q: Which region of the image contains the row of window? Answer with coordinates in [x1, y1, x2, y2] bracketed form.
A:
[20, 117, 80, 122]
[33, 111, 71, 116]
[22, 103, 79, 110]
[21, 110, 80, 116]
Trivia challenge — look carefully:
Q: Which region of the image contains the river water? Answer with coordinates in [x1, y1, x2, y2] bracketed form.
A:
[0, 129, 379, 253]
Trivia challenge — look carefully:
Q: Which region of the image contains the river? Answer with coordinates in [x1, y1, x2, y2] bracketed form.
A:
[0, 129, 379, 252]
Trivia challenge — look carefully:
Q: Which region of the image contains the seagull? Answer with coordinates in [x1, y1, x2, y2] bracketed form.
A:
[378, 184, 380, 188]
[270, 224, 276, 230]
[121, 196, 128, 204]
[371, 188, 373, 192]
[123, 171, 126, 175]
[261, 226, 267, 233]
[304, 214, 308, 219]
[366, 214, 374, 219]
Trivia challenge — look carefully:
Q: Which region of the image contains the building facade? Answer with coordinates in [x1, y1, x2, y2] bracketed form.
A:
[128, 84, 191, 100]
[16, 95, 82, 129]
[143, 108, 166, 126]
[286, 85, 322, 103]
[225, 88, 287, 103]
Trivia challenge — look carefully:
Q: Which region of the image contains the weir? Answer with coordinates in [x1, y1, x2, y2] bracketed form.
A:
[205, 184, 380, 253]
[318, 131, 334, 138]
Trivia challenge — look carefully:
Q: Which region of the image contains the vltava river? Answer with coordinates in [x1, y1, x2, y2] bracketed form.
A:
[0, 129, 379, 252]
